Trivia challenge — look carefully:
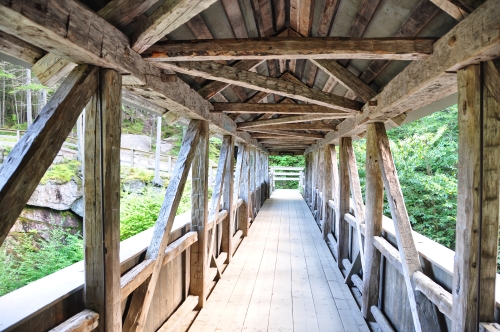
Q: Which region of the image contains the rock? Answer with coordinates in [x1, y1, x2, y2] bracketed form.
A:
[121, 134, 151, 152]
[71, 197, 84, 217]
[28, 179, 82, 210]
[11, 207, 82, 240]
[123, 179, 146, 194]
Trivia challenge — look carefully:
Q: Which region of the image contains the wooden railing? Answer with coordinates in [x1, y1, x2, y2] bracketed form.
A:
[0, 118, 269, 332]
[268, 166, 304, 193]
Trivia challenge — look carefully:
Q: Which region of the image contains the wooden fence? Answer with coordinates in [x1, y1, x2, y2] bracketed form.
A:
[268, 166, 304, 193]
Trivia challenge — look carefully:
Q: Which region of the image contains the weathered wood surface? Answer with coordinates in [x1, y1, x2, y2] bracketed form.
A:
[237, 113, 352, 129]
[121, 88, 166, 116]
[48, 310, 99, 332]
[251, 130, 323, 139]
[413, 271, 452, 318]
[361, 124, 384, 321]
[156, 295, 199, 332]
[120, 231, 198, 301]
[0, 65, 97, 247]
[0, 31, 44, 64]
[0, 0, 265, 150]
[337, 139, 351, 270]
[312, 59, 376, 102]
[239, 146, 251, 237]
[84, 69, 122, 332]
[190, 190, 369, 332]
[32, 54, 77, 87]
[306, 0, 500, 153]
[430, 0, 468, 21]
[131, 0, 217, 53]
[452, 63, 500, 330]
[240, 122, 337, 132]
[374, 122, 441, 332]
[370, 306, 395, 332]
[212, 103, 353, 115]
[123, 120, 202, 332]
[190, 120, 210, 309]
[155, 61, 363, 112]
[222, 136, 235, 263]
[146, 37, 435, 61]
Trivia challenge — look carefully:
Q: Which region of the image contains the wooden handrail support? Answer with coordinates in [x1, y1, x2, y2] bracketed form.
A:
[479, 323, 500, 332]
[413, 271, 452, 318]
[120, 231, 198, 301]
[49, 309, 99, 332]
[370, 306, 395, 332]
[157, 296, 199, 332]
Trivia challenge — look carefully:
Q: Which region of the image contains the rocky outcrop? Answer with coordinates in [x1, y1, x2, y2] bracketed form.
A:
[10, 207, 82, 241]
[123, 179, 146, 194]
[28, 179, 82, 210]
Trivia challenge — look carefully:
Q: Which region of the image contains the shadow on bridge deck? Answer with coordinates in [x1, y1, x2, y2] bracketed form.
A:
[189, 189, 369, 332]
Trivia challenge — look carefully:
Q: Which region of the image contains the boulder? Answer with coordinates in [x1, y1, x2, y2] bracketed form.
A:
[71, 197, 84, 217]
[28, 179, 82, 210]
[11, 207, 82, 240]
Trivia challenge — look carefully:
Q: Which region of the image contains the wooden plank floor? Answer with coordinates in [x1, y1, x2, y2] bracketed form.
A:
[189, 189, 370, 332]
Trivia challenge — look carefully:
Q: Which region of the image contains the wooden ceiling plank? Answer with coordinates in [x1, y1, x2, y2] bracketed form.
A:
[250, 129, 323, 138]
[0, 31, 45, 64]
[221, 0, 249, 38]
[98, 0, 159, 29]
[237, 113, 352, 129]
[306, 0, 500, 153]
[272, 0, 286, 32]
[313, 59, 376, 102]
[337, 0, 383, 66]
[251, 0, 279, 78]
[212, 103, 350, 114]
[359, 0, 441, 86]
[131, 0, 218, 53]
[156, 61, 364, 111]
[145, 37, 436, 61]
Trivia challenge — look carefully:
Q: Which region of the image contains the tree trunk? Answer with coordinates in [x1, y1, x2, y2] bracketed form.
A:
[26, 68, 32, 127]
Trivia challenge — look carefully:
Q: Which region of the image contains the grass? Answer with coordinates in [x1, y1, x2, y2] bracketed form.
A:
[40, 160, 81, 185]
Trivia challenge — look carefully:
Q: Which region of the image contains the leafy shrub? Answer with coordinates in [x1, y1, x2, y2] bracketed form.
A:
[0, 227, 83, 296]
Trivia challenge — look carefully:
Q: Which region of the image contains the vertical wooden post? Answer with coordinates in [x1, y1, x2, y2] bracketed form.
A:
[250, 147, 256, 220]
[190, 120, 209, 309]
[452, 62, 500, 331]
[153, 116, 162, 185]
[239, 145, 251, 236]
[322, 145, 333, 239]
[362, 124, 384, 321]
[338, 138, 351, 270]
[329, 146, 340, 238]
[374, 122, 441, 332]
[84, 68, 122, 332]
[222, 136, 235, 262]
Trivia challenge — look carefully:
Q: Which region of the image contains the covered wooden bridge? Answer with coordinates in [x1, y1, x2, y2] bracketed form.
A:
[0, 0, 499, 331]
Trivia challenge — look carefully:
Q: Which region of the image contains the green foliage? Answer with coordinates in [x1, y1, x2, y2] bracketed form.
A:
[269, 155, 305, 190]
[209, 137, 222, 164]
[353, 106, 458, 249]
[12, 83, 52, 93]
[121, 166, 156, 184]
[0, 227, 83, 296]
[40, 160, 81, 185]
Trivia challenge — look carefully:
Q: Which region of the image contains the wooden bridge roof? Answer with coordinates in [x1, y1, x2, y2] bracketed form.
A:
[78, 0, 460, 155]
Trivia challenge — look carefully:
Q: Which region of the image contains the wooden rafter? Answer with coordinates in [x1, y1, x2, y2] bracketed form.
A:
[145, 37, 435, 61]
[0, 65, 98, 247]
[156, 61, 363, 111]
[131, 0, 218, 53]
[212, 103, 352, 115]
[237, 113, 352, 129]
[430, 0, 469, 20]
[250, 130, 323, 139]
[239, 122, 337, 131]
[306, 0, 500, 153]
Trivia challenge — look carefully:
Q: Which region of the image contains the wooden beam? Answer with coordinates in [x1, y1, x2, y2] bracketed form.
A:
[413, 271, 453, 318]
[131, 0, 218, 53]
[240, 122, 337, 131]
[306, 0, 500, 153]
[222, 136, 235, 263]
[157, 296, 199, 332]
[361, 123, 384, 321]
[156, 61, 363, 111]
[322, 144, 334, 239]
[237, 114, 352, 129]
[484, 59, 500, 104]
[250, 130, 323, 139]
[49, 310, 99, 332]
[0, 31, 44, 64]
[84, 69, 122, 332]
[122, 88, 166, 116]
[212, 103, 354, 115]
[370, 306, 396, 332]
[374, 122, 441, 332]
[239, 146, 251, 236]
[0, 65, 97, 247]
[32, 54, 77, 87]
[190, 120, 210, 309]
[312, 59, 377, 102]
[452, 63, 500, 330]
[0, 0, 265, 150]
[146, 37, 435, 61]
[430, 0, 468, 20]
[338, 138, 351, 270]
[123, 120, 202, 331]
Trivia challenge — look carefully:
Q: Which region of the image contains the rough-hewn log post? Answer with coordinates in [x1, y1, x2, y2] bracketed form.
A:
[84, 68, 122, 332]
[452, 62, 500, 331]
[374, 122, 441, 332]
[190, 120, 209, 309]
[239, 145, 251, 236]
[338, 138, 351, 270]
[322, 144, 334, 239]
[222, 136, 235, 262]
[362, 123, 384, 321]
[329, 146, 340, 238]
[0, 65, 97, 247]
